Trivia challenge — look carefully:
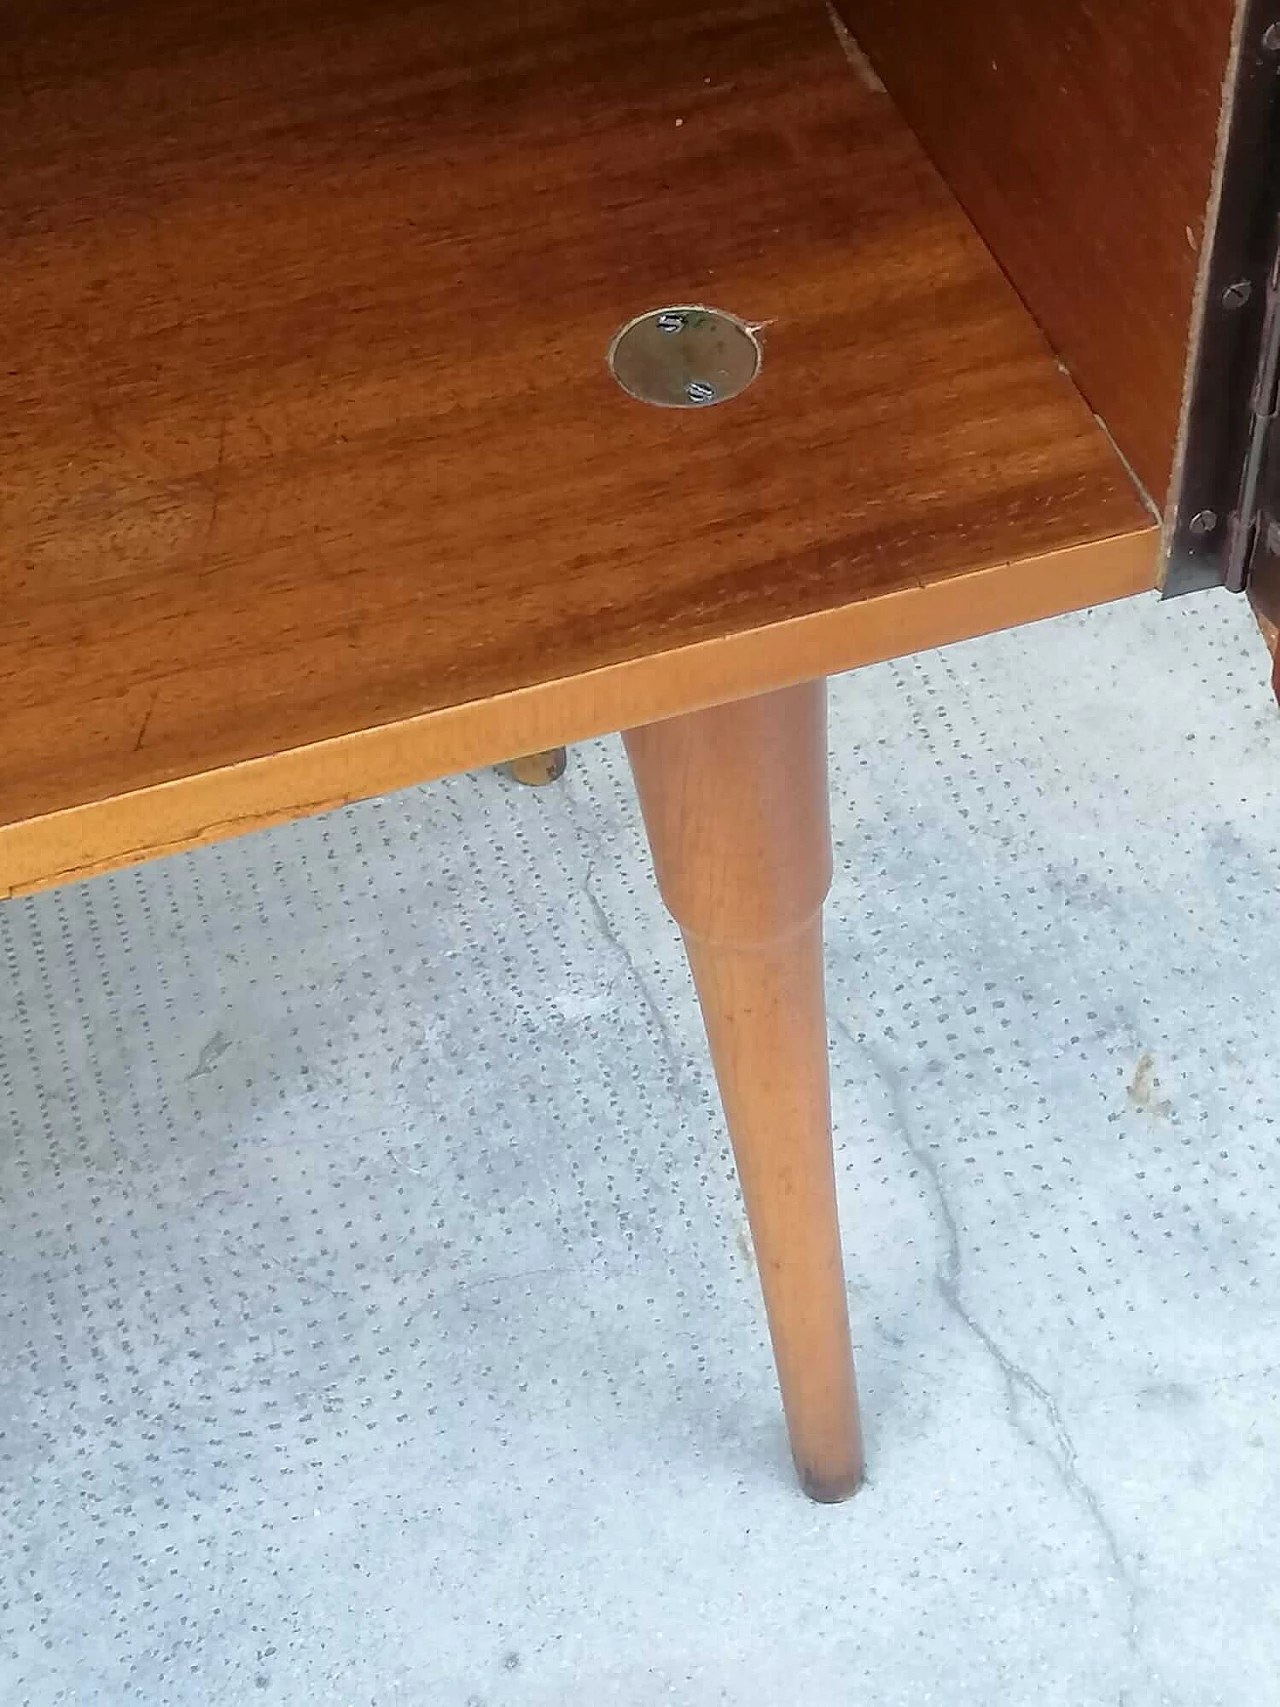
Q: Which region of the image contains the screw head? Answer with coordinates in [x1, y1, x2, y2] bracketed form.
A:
[685, 378, 717, 404]
[1222, 278, 1253, 309]
[1189, 508, 1219, 536]
[1263, 21, 1280, 50]
[654, 311, 686, 335]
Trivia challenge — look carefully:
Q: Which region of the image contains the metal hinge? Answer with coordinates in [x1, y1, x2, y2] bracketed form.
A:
[1223, 216, 1280, 593]
[1166, 3, 1280, 599]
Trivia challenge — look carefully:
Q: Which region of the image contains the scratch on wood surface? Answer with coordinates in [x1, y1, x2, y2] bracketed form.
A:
[200, 416, 228, 564]
[133, 692, 159, 752]
[0, 792, 357, 898]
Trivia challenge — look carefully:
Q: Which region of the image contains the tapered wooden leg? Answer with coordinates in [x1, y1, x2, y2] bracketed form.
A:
[624, 679, 863, 1501]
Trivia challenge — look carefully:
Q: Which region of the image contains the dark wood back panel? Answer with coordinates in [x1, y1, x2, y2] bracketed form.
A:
[837, 0, 1241, 501]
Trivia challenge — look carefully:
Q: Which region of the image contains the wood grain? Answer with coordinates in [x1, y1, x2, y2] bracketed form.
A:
[837, 0, 1241, 501]
[625, 681, 862, 1501]
[1, 0, 1154, 894]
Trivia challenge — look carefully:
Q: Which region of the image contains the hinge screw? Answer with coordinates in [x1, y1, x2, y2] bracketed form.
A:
[1189, 508, 1219, 536]
[685, 378, 717, 404]
[1264, 22, 1280, 50]
[1222, 279, 1253, 309]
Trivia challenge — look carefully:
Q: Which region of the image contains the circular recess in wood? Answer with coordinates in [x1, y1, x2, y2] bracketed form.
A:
[608, 307, 760, 408]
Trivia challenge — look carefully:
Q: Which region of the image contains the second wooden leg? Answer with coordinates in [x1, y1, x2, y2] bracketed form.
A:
[624, 680, 863, 1501]
[505, 747, 568, 785]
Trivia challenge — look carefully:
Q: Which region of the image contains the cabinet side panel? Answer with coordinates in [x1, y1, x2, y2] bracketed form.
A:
[836, 0, 1240, 502]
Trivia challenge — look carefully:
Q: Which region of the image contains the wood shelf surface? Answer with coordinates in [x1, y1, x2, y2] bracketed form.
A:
[1, 0, 1155, 894]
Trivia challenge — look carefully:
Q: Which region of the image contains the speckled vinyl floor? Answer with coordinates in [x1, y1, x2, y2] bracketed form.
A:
[3, 590, 1280, 1706]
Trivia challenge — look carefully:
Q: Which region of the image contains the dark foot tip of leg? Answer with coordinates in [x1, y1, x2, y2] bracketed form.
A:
[797, 1457, 864, 1504]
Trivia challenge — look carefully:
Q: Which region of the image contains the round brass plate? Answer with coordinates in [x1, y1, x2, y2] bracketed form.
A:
[607, 307, 761, 408]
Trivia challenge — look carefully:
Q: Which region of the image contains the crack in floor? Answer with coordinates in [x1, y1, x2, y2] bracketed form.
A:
[837, 1016, 1142, 1650]
[579, 858, 689, 1100]
[568, 789, 692, 1100]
